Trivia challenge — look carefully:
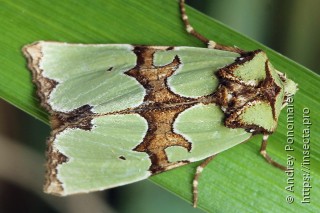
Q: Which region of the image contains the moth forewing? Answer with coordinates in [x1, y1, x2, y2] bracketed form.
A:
[23, 42, 254, 196]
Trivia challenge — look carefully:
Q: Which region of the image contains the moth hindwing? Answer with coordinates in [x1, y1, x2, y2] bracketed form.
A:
[23, 0, 297, 208]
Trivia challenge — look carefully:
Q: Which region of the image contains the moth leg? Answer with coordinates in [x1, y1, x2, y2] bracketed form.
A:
[193, 155, 216, 208]
[260, 134, 287, 171]
[179, 0, 243, 52]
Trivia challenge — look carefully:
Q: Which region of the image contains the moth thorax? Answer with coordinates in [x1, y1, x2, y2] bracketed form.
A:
[214, 78, 272, 134]
[215, 81, 257, 116]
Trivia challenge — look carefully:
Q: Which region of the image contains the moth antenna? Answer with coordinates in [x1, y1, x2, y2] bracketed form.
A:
[179, 0, 211, 45]
[260, 134, 287, 171]
[179, 0, 243, 53]
[192, 155, 216, 208]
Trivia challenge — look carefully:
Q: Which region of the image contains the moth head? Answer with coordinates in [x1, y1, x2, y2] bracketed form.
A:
[276, 71, 298, 104]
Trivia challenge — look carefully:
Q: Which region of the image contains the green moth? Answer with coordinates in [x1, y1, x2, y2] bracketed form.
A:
[22, 0, 297, 207]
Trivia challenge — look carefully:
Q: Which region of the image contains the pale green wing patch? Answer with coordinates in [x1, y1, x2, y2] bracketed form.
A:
[166, 104, 251, 162]
[239, 101, 276, 132]
[233, 51, 267, 85]
[153, 47, 239, 98]
[26, 42, 145, 113]
[49, 114, 151, 195]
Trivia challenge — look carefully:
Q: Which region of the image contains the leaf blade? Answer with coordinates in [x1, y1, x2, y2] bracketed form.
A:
[1, 0, 319, 212]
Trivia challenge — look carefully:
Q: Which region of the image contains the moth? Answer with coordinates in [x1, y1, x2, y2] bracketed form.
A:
[23, 0, 297, 207]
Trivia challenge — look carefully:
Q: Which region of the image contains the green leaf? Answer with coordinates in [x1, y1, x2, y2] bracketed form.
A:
[1, 0, 319, 212]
